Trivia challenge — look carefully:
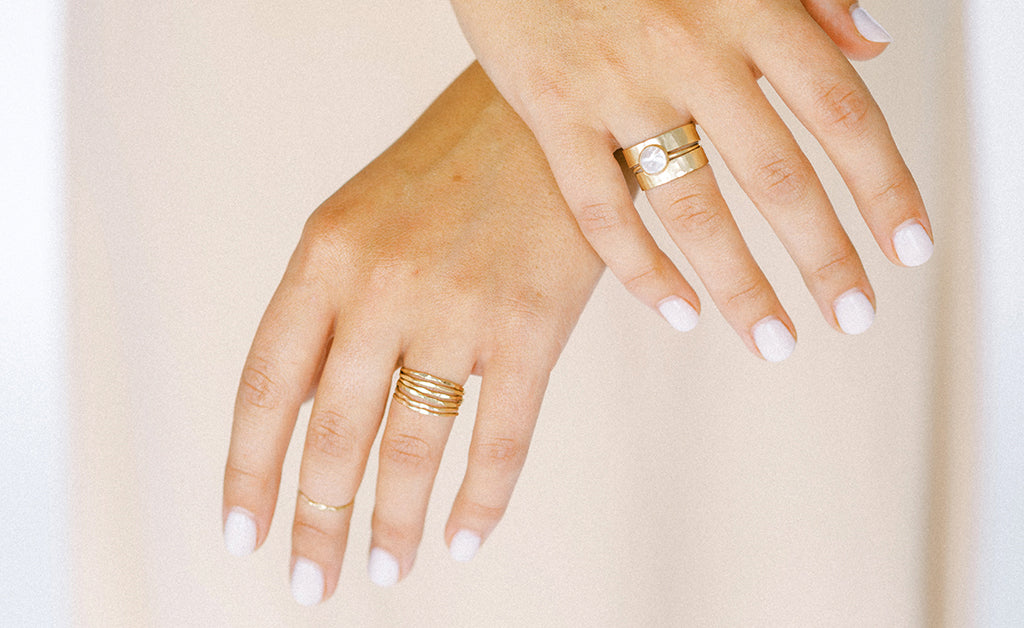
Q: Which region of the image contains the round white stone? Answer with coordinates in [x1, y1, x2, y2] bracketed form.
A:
[638, 145, 668, 175]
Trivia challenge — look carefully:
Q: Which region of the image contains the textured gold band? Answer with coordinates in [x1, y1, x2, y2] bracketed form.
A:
[393, 367, 465, 417]
[297, 489, 353, 512]
[620, 123, 708, 191]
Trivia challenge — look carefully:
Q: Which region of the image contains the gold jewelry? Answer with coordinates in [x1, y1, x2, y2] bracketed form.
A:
[392, 367, 465, 417]
[297, 489, 353, 512]
[620, 123, 708, 190]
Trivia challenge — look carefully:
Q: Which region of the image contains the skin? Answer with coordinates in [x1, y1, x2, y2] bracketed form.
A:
[223, 63, 604, 602]
[449, 0, 932, 357]
[224, 2, 919, 602]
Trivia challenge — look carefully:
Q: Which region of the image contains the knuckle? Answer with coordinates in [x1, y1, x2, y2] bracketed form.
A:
[620, 262, 664, 294]
[724, 275, 773, 311]
[573, 202, 626, 236]
[662, 191, 724, 240]
[809, 248, 860, 285]
[371, 512, 422, 549]
[306, 409, 361, 461]
[380, 432, 436, 471]
[751, 152, 810, 206]
[871, 171, 917, 208]
[239, 358, 289, 411]
[470, 436, 527, 470]
[292, 519, 336, 545]
[299, 213, 350, 269]
[815, 81, 871, 136]
[224, 461, 274, 494]
[459, 498, 508, 524]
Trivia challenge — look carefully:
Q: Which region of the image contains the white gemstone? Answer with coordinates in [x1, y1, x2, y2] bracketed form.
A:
[638, 145, 668, 174]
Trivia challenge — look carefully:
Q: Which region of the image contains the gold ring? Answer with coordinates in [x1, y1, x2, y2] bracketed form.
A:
[297, 489, 353, 512]
[393, 367, 465, 417]
[620, 123, 708, 191]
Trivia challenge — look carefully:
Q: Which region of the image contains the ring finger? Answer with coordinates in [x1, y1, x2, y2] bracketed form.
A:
[613, 112, 796, 360]
[368, 346, 475, 587]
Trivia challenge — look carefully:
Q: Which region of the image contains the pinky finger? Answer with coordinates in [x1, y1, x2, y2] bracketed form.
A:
[536, 124, 702, 332]
[444, 359, 550, 561]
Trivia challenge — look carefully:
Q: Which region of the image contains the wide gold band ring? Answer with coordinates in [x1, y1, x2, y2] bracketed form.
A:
[392, 367, 465, 417]
[620, 123, 708, 191]
[297, 489, 353, 512]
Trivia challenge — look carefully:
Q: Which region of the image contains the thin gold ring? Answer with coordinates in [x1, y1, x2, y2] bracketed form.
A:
[620, 123, 708, 191]
[297, 489, 353, 512]
[393, 367, 465, 417]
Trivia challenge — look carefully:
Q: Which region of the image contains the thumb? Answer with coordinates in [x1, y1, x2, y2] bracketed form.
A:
[801, 1, 894, 61]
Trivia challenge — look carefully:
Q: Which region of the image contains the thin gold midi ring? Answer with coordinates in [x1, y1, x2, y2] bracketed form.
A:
[392, 367, 465, 417]
[297, 489, 353, 512]
[620, 123, 708, 191]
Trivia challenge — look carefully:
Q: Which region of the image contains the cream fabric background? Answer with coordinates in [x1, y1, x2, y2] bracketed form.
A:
[66, 1, 973, 626]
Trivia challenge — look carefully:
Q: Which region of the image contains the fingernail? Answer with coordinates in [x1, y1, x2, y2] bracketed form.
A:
[449, 530, 481, 562]
[657, 296, 699, 332]
[893, 220, 934, 267]
[833, 289, 875, 335]
[368, 548, 400, 587]
[752, 316, 796, 362]
[850, 4, 893, 43]
[223, 508, 257, 557]
[290, 557, 324, 606]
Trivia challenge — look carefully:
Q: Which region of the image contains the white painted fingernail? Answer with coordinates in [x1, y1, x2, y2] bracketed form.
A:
[368, 548, 399, 587]
[290, 558, 324, 606]
[851, 4, 893, 43]
[893, 221, 934, 267]
[223, 508, 257, 557]
[449, 530, 481, 562]
[657, 296, 699, 332]
[833, 289, 875, 335]
[752, 316, 796, 362]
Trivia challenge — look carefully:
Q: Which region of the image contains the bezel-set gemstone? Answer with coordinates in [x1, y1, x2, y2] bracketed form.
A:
[638, 145, 668, 175]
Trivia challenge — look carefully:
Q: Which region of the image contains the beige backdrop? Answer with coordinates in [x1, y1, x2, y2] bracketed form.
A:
[66, 1, 973, 626]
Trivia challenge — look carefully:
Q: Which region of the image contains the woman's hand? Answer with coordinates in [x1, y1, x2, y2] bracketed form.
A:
[222, 64, 604, 604]
[449, 0, 932, 360]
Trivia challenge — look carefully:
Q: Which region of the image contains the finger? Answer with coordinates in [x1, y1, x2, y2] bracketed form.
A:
[223, 248, 334, 557]
[368, 351, 474, 587]
[800, 0, 893, 60]
[605, 105, 799, 357]
[682, 67, 876, 335]
[533, 121, 702, 332]
[754, 12, 933, 268]
[444, 357, 549, 561]
[289, 322, 398, 605]
[646, 165, 799, 358]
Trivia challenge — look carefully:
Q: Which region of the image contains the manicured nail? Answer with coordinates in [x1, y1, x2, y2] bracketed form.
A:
[657, 296, 699, 332]
[290, 558, 324, 606]
[368, 548, 399, 587]
[449, 530, 481, 562]
[893, 221, 934, 267]
[850, 4, 893, 43]
[833, 289, 875, 335]
[752, 316, 796, 362]
[223, 508, 257, 557]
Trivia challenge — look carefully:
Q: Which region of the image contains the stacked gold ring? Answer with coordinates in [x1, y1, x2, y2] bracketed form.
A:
[392, 367, 465, 417]
[620, 123, 708, 191]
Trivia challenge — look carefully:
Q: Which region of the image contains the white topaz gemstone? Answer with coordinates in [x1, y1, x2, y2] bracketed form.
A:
[638, 145, 668, 174]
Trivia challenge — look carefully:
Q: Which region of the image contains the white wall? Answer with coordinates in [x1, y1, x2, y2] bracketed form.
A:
[0, 1, 70, 625]
[966, 0, 1024, 624]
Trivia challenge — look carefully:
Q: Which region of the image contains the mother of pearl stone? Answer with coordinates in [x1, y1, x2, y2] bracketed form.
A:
[638, 145, 668, 175]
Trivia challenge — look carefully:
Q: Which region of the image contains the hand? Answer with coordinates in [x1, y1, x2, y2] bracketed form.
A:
[449, 0, 933, 360]
[222, 63, 604, 604]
